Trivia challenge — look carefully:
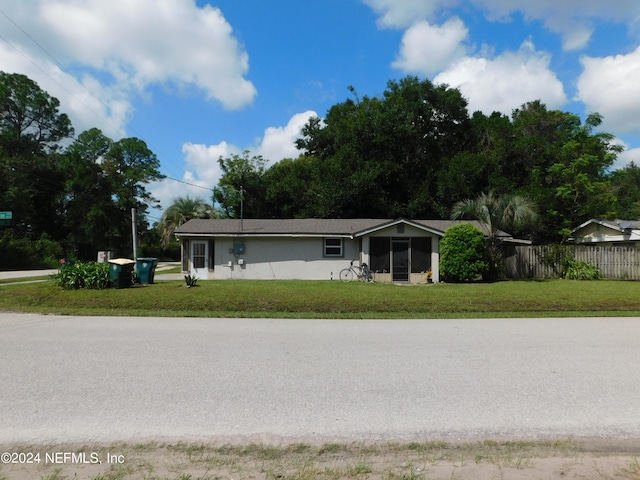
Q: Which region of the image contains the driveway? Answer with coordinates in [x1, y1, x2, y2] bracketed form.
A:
[0, 269, 58, 280]
[1, 314, 639, 444]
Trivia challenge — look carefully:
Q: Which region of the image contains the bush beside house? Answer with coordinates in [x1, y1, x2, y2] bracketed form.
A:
[440, 223, 490, 282]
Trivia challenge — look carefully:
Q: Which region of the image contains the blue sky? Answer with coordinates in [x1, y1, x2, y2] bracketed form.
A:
[1, 0, 640, 223]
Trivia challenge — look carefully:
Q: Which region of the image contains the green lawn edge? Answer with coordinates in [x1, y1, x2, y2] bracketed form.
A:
[1, 279, 639, 318]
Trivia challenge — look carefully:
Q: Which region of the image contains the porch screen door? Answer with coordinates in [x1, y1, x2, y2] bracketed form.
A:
[191, 241, 208, 279]
[392, 239, 409, 282]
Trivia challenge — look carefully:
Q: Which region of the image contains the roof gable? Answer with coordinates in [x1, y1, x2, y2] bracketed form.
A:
[353, 218, 444, 237]
[571, 218, 640, 243]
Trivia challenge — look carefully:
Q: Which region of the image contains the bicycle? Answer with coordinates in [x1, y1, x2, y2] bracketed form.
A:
[339, 260, 374, 282]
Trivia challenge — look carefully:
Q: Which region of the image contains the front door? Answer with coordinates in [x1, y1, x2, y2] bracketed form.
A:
[191, 241, 208, 279]
[392, 239, 409, 282]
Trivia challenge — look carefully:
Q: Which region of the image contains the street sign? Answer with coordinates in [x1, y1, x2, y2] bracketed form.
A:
[0, 211, 12, 227]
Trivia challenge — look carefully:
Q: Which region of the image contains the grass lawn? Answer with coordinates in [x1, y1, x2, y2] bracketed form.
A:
[0, 278, 639, 318]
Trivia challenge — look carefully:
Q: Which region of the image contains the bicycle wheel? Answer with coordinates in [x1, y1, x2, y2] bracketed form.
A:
[339, 268, 354, 282]
[361, 264, 374, 283]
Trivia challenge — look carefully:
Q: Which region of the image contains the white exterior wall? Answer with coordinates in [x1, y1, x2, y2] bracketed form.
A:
[577, 223, 621, 240]
[209, 236, 360, 280]
[574, 223, 640, 245]
[180, 224, 441, 282]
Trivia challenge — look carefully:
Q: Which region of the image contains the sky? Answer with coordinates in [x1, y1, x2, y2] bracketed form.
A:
[1, 0, 640, 224]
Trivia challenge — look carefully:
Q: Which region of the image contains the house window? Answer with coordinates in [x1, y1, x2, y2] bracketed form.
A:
[182, 240, 189, 271]
[370, 237, 390, 273]
[208, 239, 215, 271]
[411, 237, 432, 273]
[324, 238, 343, 257]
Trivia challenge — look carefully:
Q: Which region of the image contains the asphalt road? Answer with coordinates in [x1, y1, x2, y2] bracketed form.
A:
[1, 314, 639, 444]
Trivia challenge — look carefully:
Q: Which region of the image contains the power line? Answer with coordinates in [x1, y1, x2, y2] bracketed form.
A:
[0, 7, 199, 185]
[0, 8, 61, 68]
[0, 24, 124, 140]
[162, 176, 213, 192]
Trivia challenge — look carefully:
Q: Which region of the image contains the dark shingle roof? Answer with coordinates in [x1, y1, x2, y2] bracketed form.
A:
[599, 219, 640, 231]
[572, 218, 640, 234]
[175, 218, 392, 236]
[174, 218, 509, 238]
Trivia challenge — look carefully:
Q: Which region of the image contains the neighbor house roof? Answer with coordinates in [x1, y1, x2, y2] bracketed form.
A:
[571, 218, 640, 243]
[174, 218, 527, 242]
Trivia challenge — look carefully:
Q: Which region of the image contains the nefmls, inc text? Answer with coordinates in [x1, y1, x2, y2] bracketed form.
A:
[47, 452, 124, 464]
[2, 451, 125, 465]
[46, 452, 100, 464]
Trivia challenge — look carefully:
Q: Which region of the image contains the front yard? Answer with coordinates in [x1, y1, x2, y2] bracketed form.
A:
[1, 279, 639, 318]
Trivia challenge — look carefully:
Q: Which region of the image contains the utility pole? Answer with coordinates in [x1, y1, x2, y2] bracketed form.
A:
[240, 185, 245, 231]
[131, 207, 138, 260]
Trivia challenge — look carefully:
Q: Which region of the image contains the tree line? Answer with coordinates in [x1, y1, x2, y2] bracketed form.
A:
[213, 76, 640, 243]
[0, 72, 163, 267]
[2, 72, 640, 268]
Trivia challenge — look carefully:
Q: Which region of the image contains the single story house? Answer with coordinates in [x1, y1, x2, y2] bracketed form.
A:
[174, 218, 524, 283]
[570, 219, 640, 246]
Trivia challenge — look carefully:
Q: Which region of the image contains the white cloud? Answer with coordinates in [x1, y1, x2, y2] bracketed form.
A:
[255, 111, 317, 164]
[361, 0, 456, 28]
[392, 18, 469, 76]
[0, 0, 256, 138]
[150, 111, 317, 211]
[183, 141, 241, 188]
[617, 146, 640, 170]
[613, 139, 640, 170]
[39, 0, 256, 109]
[363, 0, 640, 50]
[475, 0, 640, 50]
[148, 141, 239, 214]
[0, 41, 130, 138]
[435, 40, 567, 115]
[577, 46, 640, 135]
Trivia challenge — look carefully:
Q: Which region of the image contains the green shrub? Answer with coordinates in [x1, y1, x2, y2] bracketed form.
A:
[184, 274, 199, 288]
[32, 233, 65, 267]
[0, 231, 63, 269]
[440, 223, 489, 282]
[563, 258, 601, 280]
[54, 261, 112, 290]
[540, 246, 602, 280]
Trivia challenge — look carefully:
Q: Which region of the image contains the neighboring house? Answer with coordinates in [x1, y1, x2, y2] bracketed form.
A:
[570, 219, 640, 246]
[174, 218, 524, 283]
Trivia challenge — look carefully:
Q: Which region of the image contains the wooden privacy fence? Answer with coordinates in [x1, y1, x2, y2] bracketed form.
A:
[504, 244, 640, 280]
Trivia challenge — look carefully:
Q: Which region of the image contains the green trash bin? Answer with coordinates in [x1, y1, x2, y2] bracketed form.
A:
[108, 258, 136, 289]
[136, 257, 158, 284]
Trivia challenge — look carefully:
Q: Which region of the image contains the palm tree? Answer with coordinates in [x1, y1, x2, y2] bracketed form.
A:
[451, 191, 537, 280]
[158, 196, 216, 247]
